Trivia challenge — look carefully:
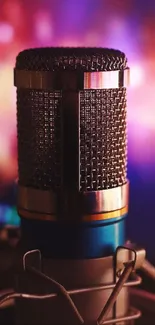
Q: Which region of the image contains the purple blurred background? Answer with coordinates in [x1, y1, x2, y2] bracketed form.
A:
[0, 0, 155, 260]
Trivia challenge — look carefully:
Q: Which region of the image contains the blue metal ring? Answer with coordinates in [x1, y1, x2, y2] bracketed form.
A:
[21, 214, 127, 259]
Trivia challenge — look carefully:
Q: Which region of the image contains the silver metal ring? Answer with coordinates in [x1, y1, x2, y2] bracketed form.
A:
[17, 186, 56, 215]
[84, 68, 130, 89]
[81, 182, 129, 214]
[14, 68, 130, 90]
[18, 182, 129, 217]
[14, 70, 58, 90]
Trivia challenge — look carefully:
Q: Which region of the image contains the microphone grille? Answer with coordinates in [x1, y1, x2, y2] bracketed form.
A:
[16, 47, 128, 191]
[15, 47, 127, 71]
[80, 88, 127, 190]
[17, 88, 62, 190]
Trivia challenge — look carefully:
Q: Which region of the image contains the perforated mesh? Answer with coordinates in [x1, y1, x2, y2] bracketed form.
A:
[80, 89, 127, 190]
[17, 89, 62, 189]
[16, 47, 127, 192]
[15, 47, 127, 72]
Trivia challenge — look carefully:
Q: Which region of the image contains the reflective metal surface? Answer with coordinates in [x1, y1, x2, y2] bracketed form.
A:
[81, 182, 129, 213]
[14, 69, 83, 90]
[84, 68, 130, 89]
[14, 68, 130, 90]
[18, 186, 56, 214]
[18, 182, 129, 220]
[97, 260, 135, 324]
[116, 243, 146, 273]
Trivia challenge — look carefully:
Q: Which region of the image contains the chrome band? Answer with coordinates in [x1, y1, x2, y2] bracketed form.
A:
[18, 182, 129, 218]
[14, 68, 130, 90]
[81, 182, 129, 213]
[17, 186, 56, 215]
[84, 68, 130, 89]
[14, 70, 62, 90]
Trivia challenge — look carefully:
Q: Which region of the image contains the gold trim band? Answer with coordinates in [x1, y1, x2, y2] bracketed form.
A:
[18, 208, 56, 222]
[82, 206, 128, 222]
[18, 205, 128, 222]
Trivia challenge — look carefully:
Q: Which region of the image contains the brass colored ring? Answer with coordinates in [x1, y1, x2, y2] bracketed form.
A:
[82, 206, 128, 222]
[18, 206, 128, 222]
[18, 208, 56, 222]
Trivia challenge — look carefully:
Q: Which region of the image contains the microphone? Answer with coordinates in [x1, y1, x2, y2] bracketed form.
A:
[0, 47, 154, 325]
[13, 47, 140, 325]
[14, 47, 129, 259]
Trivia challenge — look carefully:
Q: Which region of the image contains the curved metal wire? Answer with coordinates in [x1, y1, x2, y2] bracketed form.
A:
[0, 292, 85, 324]
[100, 307, 141, 324]
[0, 293, 141, 325]
[0, 248, 143, 324]
[23, 250, 84, 323]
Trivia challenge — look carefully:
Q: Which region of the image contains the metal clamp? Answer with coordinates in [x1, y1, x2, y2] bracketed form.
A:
[115, 241, 146, 275]
[0, 245, 145, 324]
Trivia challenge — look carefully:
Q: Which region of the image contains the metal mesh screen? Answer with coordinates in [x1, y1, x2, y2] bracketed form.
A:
[79, 89, 127, 191]
[15, 47, 127, 72]
[15, 47, 127, 192]
[17, 89, 62, 190]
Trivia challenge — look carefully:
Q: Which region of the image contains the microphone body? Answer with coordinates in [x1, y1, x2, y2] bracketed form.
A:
[14, 47, 129, 259]
[13, 48, 137, 325]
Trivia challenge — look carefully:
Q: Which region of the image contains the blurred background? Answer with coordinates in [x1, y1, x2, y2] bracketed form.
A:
[0, 0, 155, 261]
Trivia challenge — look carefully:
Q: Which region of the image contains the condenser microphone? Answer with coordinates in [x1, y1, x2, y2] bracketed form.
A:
[14, 47, 129, 259]
[3, 47, 153, 325]
[13, 47, 148, 325]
